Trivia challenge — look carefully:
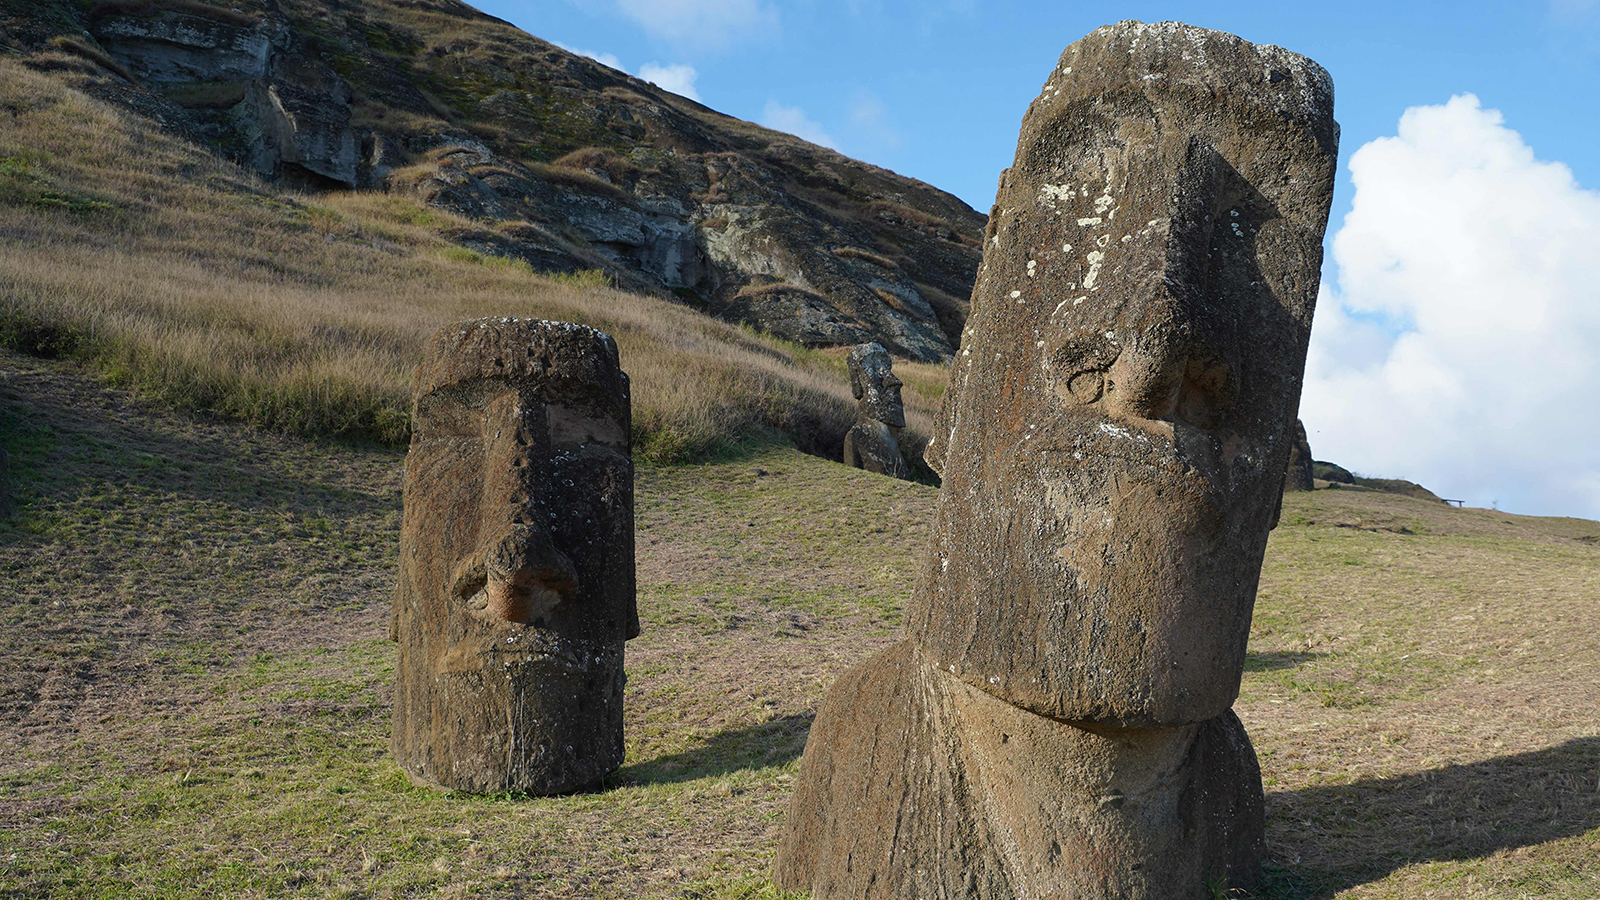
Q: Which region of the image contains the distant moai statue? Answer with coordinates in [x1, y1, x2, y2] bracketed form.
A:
[391, 318, 638, 795]
[778, 21, 1336, 900]
[842, 342, 911, 480]
[1285, 419, 1315, 491]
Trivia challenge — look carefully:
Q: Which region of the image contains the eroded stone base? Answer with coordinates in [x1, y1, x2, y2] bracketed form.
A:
[776, 641, 1263, 899]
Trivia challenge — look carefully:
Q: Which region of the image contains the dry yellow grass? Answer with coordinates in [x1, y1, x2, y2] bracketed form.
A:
[0, 58, 943, 460]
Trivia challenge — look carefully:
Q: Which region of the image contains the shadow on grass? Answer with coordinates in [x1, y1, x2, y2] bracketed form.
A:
[1245, 651, 1328, 672]
[617, 712, 814, 785]
[0, 373, 397, 526]
[1260, 737, 1600, 898]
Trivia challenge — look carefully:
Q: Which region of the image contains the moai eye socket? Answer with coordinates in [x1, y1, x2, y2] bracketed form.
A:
[1064, 370, 1106, 404]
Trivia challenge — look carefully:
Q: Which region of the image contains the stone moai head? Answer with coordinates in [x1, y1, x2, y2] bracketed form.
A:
[391, 318, 637, 795]
[911, 22, 1337, 728]
[847, 342, 906, 428]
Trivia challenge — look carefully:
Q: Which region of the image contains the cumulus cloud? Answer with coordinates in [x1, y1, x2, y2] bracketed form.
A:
[1302, 94, 1600, 518]
[549, 41, 700, 102]
[761, 100, 836, 149]
[549, 40, 625, 72]
[637, 62, 701, 101]
[614, 0, 780, 49]
[848, 91, 901, 150]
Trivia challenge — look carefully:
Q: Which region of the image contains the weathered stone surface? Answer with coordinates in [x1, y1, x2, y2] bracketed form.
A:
[390, 318, 637, 795]
[1285, 419, 1315, 491]
[842, 343, 911, 479]
[780, 20, 1335, 900]
[914, 20, 1336, 727]
[92, 8, 359, 187]
[777, 643, 1264, 899]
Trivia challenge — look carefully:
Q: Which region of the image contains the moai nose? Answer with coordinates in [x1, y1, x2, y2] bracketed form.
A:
[1104, 333, 1187, 424]
[481, 523, 579, 625]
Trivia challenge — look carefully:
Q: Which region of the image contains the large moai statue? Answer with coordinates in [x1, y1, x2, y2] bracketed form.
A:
[842, 342, 912, 480]
[391, 318, 638, 795]
[1285, 419, 1316, 491]
[778, 21, 1336, 900]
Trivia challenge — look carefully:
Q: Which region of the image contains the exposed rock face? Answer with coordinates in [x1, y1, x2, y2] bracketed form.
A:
[842, 343, 911, 480]
[390, 318, 637, 795]
[1285, 419, 1315, 491]
[90, 7, 358, 186]
[6, 0, 983, 360]
[779, 21, 1337, 900]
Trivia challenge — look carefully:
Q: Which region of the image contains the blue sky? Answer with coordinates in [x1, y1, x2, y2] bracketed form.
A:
[473, 1, 1600, 518]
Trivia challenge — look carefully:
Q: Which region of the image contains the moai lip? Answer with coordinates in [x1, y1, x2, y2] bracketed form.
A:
[390, 318, 637, 795]
[779, 21, 1336, 900]
[843, 342, 912, 480]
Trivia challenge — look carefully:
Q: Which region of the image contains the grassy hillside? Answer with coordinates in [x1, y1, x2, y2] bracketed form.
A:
[1, 352, 1597, 899]
[0, 57, 945, 465]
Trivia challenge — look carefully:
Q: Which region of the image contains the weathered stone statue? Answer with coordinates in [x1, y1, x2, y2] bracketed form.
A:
[842, 342, 911, 479]
[391, 317, 637, 795]
[1285, 419, 1315, 491]
[778, 21, 1336, 899]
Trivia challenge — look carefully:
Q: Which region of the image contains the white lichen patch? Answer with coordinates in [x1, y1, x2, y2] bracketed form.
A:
[1038, 184, 1076, 207]
[1083, 250, 1106, 290]
[1093, 194, 1116, 214]
[1077, 217, 1102, 227]
[1010, 290, 1022, 298]
[1027, 260, 1037, 278]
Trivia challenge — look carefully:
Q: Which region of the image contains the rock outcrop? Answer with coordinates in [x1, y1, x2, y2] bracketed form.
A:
[778, 21, 1337, 900]
[390, 317, 637, 795]
[4, 0, 984, 361]
[841, 343, 911, 479]
[90, 6, 359, 187]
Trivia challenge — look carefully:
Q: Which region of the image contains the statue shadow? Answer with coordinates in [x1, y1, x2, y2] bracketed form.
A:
[0, 378, 397, 527]
[1259, 737, 1600, 898]
[615, 712, 814, 786]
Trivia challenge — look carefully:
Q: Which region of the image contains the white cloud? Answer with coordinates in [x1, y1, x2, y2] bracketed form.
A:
[637, 62, 701, 101]
[1302, 94, 1600, 518]
[549, 40, 625, 73]
[614, 0, 779, 49]
[848, 91, 901, 150]
[549, 41, 701, 103]
[760, 100, 836, 149]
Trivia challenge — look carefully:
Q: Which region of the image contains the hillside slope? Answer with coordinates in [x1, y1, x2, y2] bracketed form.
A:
[0, 0, 985, 361]
[1, 353, 1596, 899]
[0, 53, 951, 463]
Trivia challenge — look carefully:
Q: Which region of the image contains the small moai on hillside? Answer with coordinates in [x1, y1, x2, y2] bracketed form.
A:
[1285, 419, 1316, 491]
[390, 317, 637, 795]
[778, 21, 1337, 900]
[842, 342, 911, 480]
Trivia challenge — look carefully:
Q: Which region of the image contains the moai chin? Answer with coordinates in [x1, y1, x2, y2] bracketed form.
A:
[842, 342, 912, 480]
[390, 317, 637, 795]
[778, 21, 1336, 899]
